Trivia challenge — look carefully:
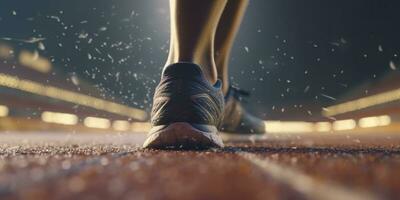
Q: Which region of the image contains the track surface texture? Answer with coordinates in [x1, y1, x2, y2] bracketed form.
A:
[0, 132, 400, 200]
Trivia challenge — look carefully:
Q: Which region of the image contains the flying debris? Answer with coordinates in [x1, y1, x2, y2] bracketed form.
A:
[78, 32, 89, 39]
[49, 15, 61, 22]
[71, 75, 80, 86]
[99, 27, 108, 32]
[320, 93, 337, 101]
[389, 61, 397, 70]
[378, 45, 383, 52]
[38, 42, 46, 50]
[303, 85, 310, 93]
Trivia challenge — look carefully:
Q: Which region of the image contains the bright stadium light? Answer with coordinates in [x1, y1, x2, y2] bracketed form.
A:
[131, 122, 151, 132]
[41, 111, 78, 125]
[358, 116, 379, 128]
[84, 117, 111, 129]
[19, 50, 52, 73]
[333, 119, 356, 131]
[0, 105, 9, 117]
[112, 120, 131, 131]
[264, 121, 314, 133]
[323, 88, 400, 117]
[314, 122, 332, 132]
[358, 115, 391, 128]
[378, 115, 391, 126]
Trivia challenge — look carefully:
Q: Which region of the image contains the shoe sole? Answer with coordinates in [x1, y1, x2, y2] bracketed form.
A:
[143, 122, 224, 149]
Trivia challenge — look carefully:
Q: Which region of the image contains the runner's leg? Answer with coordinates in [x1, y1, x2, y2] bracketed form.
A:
[165, 0, 228, 83]
[214, 0, 249, 93]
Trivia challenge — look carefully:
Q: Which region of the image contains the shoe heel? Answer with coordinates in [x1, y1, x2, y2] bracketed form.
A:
[143, 122, 223, 149]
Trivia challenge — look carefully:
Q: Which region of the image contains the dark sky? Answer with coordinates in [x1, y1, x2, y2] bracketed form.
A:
[1, 0, 399, 118]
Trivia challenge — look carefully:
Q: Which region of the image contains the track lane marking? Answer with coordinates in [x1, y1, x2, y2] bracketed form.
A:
[238, 152, 379, 200]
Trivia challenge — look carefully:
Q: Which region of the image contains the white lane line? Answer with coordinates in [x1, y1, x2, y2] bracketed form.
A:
[238, 152, 379, 200]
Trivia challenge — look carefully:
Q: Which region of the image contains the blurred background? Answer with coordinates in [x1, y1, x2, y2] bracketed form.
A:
[0, 0, 399, 133]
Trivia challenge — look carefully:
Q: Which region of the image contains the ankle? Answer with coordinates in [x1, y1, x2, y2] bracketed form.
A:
[222, 79, 229, 95]
[215, 61, 229, 95]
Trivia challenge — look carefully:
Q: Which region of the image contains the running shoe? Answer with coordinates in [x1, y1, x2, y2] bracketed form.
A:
[143, 63, 225, 149]
[220, 86, 266, 134]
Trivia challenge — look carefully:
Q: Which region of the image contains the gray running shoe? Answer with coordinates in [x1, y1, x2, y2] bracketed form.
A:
[143, 63, 225, 149]
[220, 86, 266, 134]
